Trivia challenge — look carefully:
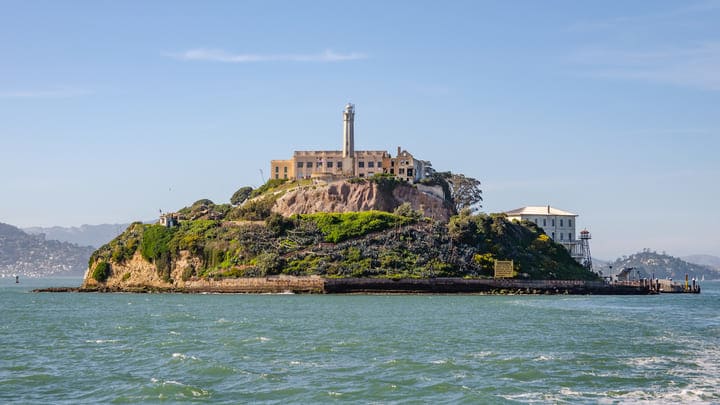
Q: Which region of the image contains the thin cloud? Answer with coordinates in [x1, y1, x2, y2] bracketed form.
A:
[0, 86, 92, 99]
[172, 48, 367, 63]
[571, 43, 720, 91]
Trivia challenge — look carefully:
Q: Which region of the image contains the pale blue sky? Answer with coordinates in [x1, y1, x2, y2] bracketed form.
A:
[1, 0, 719, 259]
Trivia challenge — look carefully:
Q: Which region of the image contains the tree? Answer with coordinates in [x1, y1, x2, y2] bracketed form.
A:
[447, 173, 483, 212]
[230, 186, 253, 206]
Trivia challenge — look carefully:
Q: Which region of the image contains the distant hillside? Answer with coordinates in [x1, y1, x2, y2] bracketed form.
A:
[23, 223, 130, 248]
[0, 223, 95, 277]
[682, 254, 720, 271]
[610, 250, 720, 280]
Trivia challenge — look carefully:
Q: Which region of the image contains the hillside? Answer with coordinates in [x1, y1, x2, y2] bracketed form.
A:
[0, 223, 95, 277]
[81, 178, 597, 290]
[682, 254, 720, 271]
[610, 250, 720, 280]
[23, 223, 131, 248]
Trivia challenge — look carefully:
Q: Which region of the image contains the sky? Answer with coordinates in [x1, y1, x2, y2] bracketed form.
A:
[1, 0, 719, 260]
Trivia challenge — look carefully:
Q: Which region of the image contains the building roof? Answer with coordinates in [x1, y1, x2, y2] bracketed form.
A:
[505, 206, 577, 217]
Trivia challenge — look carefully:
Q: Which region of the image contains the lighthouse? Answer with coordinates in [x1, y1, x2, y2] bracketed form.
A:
[342, 103, 355, 175]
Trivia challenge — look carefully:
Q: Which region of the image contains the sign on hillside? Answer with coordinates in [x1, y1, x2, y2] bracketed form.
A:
[494, 260, 514, 278]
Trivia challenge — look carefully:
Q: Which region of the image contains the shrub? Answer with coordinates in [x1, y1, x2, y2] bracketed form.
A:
[228, 196, 275, 221]
[230, 186, 253, 205]
[140, 225, 176, 262]
[92, 261, 111, 282]
[303, 211, 413, 243]
[250, 178, 287, 198]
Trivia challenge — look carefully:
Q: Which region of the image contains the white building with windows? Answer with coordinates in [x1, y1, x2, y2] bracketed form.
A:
[505, 205, 582, 261]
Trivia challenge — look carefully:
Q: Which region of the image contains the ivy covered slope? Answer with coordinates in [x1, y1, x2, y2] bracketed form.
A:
[84, 179, 597, 288]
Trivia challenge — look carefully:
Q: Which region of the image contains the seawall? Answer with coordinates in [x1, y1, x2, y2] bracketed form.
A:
[37, 277, 654, 295]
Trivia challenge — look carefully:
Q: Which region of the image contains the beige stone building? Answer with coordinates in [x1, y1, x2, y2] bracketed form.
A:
[271, 104, 432, 182]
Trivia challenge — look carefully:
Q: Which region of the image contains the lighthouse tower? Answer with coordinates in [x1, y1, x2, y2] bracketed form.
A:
[579, 229, 593, 271]
[342, 103, 355, 175]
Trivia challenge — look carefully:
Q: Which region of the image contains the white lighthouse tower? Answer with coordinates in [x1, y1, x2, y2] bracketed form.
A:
[342, 103, 355, 175]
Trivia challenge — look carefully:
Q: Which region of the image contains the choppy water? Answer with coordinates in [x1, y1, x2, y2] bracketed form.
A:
[1, 278, 718, 404]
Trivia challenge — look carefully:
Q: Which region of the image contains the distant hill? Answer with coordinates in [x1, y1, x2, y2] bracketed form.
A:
[0, 222, 95, 277]
[682, 254, 720, 271]
[609, 250, 720, 280]
[23, 223, 130, 249]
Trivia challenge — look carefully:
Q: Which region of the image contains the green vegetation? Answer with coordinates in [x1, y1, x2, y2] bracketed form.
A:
[87, 178, 594, 282]
[230, 186, 253, 206]
[249, 178, 288, 198]
[302, 210, 415, 243]
[92, 261, 111, 282]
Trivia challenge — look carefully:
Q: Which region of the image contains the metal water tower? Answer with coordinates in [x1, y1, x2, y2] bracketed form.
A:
[580, 229, 593, 271]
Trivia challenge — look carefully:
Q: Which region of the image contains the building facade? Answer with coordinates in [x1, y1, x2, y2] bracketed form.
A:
[270, 104, 431, 182]
[504, 205, 582, 261]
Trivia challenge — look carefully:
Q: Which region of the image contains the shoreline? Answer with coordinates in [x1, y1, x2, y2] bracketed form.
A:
[33, 277, 662, 295]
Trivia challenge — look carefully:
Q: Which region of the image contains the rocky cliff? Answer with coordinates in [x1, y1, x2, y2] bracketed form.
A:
[272, 180, 451, 221]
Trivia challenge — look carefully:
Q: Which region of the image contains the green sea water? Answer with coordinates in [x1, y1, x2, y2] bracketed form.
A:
[1, 277, 718, 404]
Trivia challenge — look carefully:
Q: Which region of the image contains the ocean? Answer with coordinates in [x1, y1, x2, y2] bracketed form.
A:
[1, 277, 718, 404]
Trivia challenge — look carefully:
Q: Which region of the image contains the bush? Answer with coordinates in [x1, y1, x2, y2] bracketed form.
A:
[140, 225, 176, 262]
[250, 178, 287, 198]
[228, 196, 275, 221]
[92, 261, 111, 282]
[303, 211, 413, 243]
[230, 186, 253, 205]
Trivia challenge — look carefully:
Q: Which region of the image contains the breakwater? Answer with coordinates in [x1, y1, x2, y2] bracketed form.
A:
[36, 277, 656, 295]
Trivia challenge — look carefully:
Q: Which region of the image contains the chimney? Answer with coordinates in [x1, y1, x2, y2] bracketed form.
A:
[397, 146, 401, 157]
[547, 205, 550, 214]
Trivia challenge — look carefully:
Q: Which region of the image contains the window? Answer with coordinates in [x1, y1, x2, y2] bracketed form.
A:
[368, 161, 375, 168]
[560, 219, 564, 227]
[552, 232, 555, 240]
[337, 161, 342, 169]
[297, 162, 303, 168]
[407, 168, 413, 177]
[275, 174, 279, 179]
[368, 172, 374, 176]
[569, 233, 573, 241]
[391, 161, 395, 167]
[560, 233, 564, 241]
[552, 219, 555, 226]
[377, 162, 382, 168]
[390, 168, 394, 174]
[283, 174, 287, 179]
[534, 219, 538, 224]
[306, 162, 312, 168]
[543, 219, 547, 226]
[316, 161, 322, 167]
[399, 168, 405, 174]
[359, 173, 365, 177]
[358, 161, 365, 168]
[275, 166, 279, 173]
[283, 166, 287, 173]
[326, 161, 333, 168]
[569, 219, 573, 227]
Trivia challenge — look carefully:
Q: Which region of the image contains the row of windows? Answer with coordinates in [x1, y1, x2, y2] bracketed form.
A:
[296, 161, 345, 169]
[358, 161, 382, 168]
[550, 232, 574, 241]
[533, 218, 573, 227]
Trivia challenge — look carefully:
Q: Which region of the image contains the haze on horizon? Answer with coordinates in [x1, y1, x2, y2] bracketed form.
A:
[1, 0, 719, 260]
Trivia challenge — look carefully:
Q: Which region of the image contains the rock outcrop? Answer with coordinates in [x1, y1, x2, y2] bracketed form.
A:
[272, 180, 452, 221]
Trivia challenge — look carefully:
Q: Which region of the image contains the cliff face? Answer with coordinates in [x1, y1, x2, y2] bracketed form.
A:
[83, 250, 203, 289]
[272, 181, 452, 221]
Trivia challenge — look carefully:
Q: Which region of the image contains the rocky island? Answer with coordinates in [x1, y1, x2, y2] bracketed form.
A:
[71, 174, 616, 294]
[59, 103, 653, 294]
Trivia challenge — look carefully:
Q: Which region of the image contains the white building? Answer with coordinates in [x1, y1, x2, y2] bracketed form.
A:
[505, 205, 582, 261]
